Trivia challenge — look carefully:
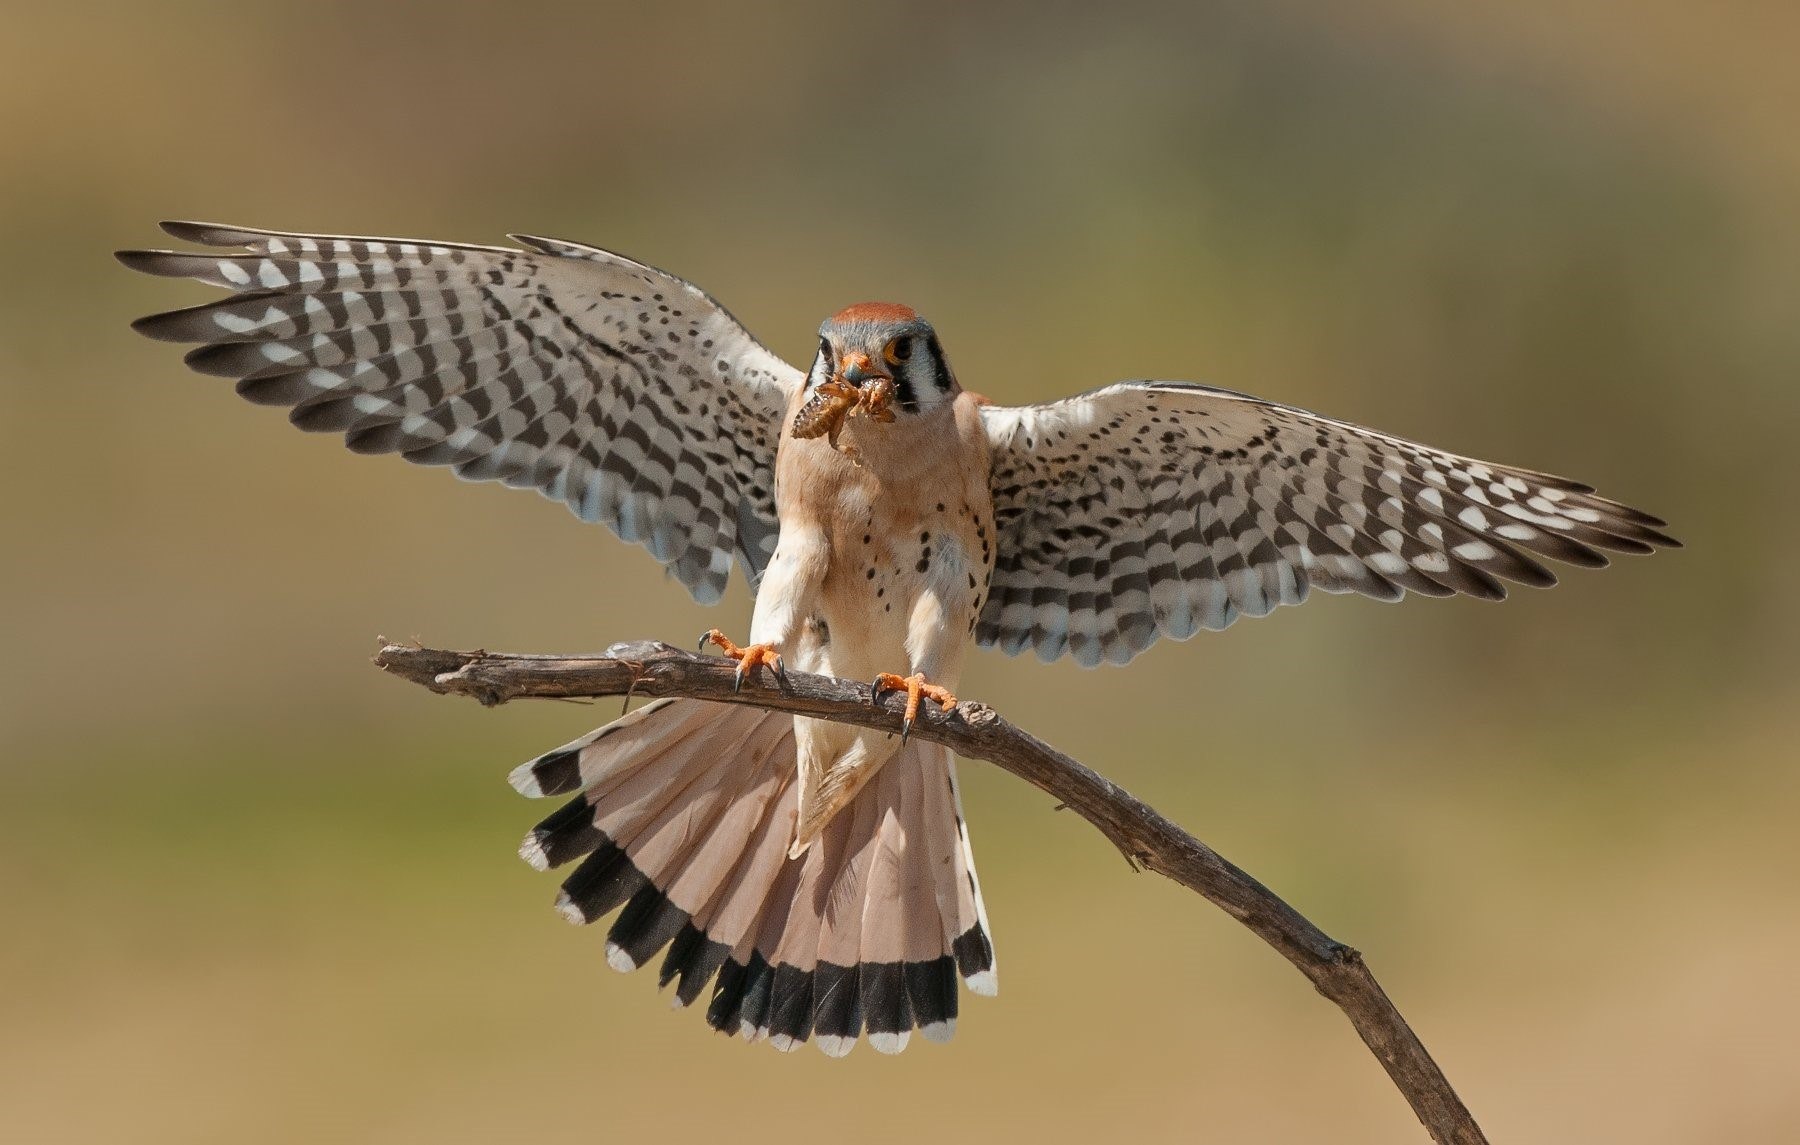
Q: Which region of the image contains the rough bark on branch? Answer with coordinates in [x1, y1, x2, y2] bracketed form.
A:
[373, 639, 1486, 1145]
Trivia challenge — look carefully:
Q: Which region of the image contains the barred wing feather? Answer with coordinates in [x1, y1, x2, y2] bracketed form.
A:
[120, 222, 802, 602]
[978, 381, 1678, 667]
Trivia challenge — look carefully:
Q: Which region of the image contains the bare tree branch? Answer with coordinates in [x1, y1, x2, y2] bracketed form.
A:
[373, 638, 1486, 1145]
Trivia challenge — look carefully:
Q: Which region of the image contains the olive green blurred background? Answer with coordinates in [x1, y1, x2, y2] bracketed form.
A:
[3, 2, 1796, 1142]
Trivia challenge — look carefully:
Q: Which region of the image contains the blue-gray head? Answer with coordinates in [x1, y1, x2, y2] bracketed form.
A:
[807, 301, 959, 418]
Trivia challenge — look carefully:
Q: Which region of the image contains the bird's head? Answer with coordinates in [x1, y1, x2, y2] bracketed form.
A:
[793, 303, 958, 448]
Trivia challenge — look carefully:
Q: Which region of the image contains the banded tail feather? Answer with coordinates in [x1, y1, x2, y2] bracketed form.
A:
[510, 698, 996, 1055]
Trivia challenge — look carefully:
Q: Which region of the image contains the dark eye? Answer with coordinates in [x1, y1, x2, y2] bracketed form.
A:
[883, 336, 912, 366]
[818, 337, 832, 361]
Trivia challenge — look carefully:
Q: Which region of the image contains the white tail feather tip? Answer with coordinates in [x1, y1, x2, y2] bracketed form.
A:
[920, 1020, 956, 1044]
[517, 832, 550, 871]
[815, 1034, 855, 1058]
[507, 760, 545, 797]
[604, 943, 638, 973]
[966, 970, 999, 997]
[553, 892, 587, 926]
[869, 1031, 911, 1055]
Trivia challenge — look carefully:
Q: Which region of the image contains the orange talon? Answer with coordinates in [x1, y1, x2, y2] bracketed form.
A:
[698, 629, 785, 692]
[870, 672, 958, 743]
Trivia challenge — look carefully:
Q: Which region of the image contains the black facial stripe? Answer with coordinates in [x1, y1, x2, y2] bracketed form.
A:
[892, 362, 920, 413]
[926, 333, 953, 400]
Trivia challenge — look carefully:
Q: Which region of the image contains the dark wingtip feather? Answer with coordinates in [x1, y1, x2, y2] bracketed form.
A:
[116, 249, 176, 275]
[1593, 533, 1657, 556]
[235, 373, 313, 407]
[1532, 534, 1611, 569]
[344, 420, 418, 455]
[1615, 520, 1682, 549]
[182, 342, 248, 378]
[1503, 550, 1559, 590]
[287, 397, 357, 435]
[400, 440, 465, 467]
[159, 220, 245, 246]
[1613, 504, 1670, 528]
[1400, 574, 1459, 600]
[1455, 564, 1510, 601]
[129, 308, 186, 341]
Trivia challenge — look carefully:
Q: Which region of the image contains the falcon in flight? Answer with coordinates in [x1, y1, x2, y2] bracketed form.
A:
[120, 222, 1677, 1056]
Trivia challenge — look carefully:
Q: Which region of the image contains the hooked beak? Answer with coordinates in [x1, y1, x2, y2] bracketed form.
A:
[835, 350, 889, 387]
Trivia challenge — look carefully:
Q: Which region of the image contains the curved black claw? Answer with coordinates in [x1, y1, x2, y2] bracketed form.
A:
[869, 676, 911, 744]
[733, 661, 750, 693]
[697, 630, 715, 652]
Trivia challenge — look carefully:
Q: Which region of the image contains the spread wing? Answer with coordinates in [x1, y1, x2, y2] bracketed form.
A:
[978, 381, 1678, 667]
[119, 221, 803, 603]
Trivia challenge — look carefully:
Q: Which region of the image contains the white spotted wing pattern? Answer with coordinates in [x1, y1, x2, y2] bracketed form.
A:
[978, 382, 1678, 667]
[121, 222, 801, 603]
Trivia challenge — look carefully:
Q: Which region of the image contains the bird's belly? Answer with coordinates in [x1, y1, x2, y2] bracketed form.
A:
[802, 529, 982, 686]
[777, 426, 995, 688]
[806, 581, 917, 682]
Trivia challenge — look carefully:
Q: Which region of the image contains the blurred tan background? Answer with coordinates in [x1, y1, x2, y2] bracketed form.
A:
[3, 2, 1796, 1142]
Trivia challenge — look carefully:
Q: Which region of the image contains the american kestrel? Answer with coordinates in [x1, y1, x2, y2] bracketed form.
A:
[120, 222, 1677, 1056]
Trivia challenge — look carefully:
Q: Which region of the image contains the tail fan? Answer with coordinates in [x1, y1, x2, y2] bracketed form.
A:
[509, 698, 996, 1055]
